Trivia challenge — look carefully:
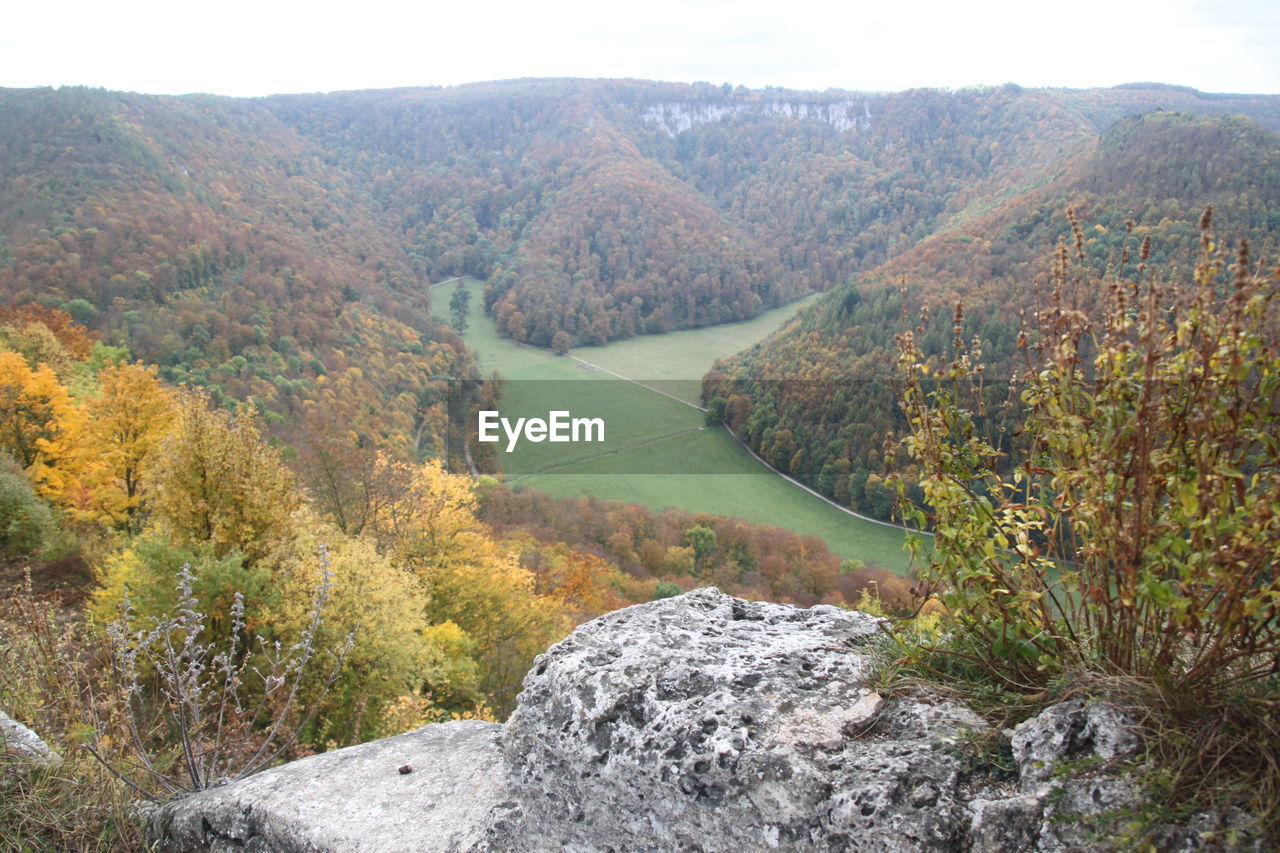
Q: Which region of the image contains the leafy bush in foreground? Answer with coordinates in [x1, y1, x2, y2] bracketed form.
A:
[898, 209, 1279, 693]
[894, 209, 1280, 835]
[0, 456, 58, 556]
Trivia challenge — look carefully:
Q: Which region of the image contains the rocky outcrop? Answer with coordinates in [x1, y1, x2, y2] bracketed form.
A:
[959, 697, 1147, 853]
[149, 719, 504, 852]
[983, 699, 1267, 852]
[1, 709, 62, 777]
[148, 589, 1265, 852]
[488, 588, 984, 851]
[641, 99, 872, 136]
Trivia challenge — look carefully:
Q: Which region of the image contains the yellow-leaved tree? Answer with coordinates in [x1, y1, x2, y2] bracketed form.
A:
[267, 518, 469, 745]
[364, 455, 567, 713]
[82, 363, 177, 530]
[146, 389, 299, 564]
[363, 454, 490, 569]
[0, 320, 76, 380]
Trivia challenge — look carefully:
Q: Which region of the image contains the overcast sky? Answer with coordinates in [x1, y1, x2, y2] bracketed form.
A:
[3, 0, 1278, 97]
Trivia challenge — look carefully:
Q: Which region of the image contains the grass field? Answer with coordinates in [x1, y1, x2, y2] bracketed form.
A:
[566, 292, 823, 403]
[433, 279, 911, 571]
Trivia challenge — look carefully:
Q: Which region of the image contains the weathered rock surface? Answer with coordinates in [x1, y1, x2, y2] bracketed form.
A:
[967, 795, 1042, 853]
[147, 589, 1269, 852]
[972, 696, 1267, 851]
[1, 708, 62, 776]
[149, 719, 503, 852]
[1010, 698, 1141, 792]
[1000, 697, 1145, 852]
[487, 587, 986, 852]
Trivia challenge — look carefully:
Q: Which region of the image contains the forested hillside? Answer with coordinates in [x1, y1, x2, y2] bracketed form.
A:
[4, 79, 1280, 517]
[0, 87, 472, 458]
[259, 80, 1280, 348]
[704, 108, 1280, 519]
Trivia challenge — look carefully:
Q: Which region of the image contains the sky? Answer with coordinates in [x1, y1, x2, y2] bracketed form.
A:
[2, 0, 1278, 97]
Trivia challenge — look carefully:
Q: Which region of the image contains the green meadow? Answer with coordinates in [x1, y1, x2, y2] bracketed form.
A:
[433, 278, 910, 571]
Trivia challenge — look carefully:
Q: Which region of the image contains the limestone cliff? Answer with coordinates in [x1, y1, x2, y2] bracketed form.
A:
[640, 99, 872, 135]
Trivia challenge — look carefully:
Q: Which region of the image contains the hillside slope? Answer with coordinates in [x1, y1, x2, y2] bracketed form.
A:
[0, 86, 471, 452]
[703, 109, 1280, 519]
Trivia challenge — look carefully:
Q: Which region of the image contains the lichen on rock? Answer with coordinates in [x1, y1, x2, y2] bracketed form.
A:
[488, 587, 986, 852]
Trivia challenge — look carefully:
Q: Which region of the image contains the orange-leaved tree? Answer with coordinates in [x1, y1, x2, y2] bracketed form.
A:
[0, 350, 86, 506]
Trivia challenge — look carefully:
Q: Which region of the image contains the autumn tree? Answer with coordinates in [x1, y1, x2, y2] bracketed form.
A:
[289, 400, 381, 536]
[268, 521, 461, 744]
[420, 546, 563, 713]
[0, 304, 96, 361]
[146, 389, 299, 563]
[362, 455, 488, 570]
[0, 351, 86, 504]
[0, 320, 76, 380]
[362, 455, 565, 712]
[683, 524, 717, 574]
[82, 362, 177, 530]
[519, 539, 623, 621]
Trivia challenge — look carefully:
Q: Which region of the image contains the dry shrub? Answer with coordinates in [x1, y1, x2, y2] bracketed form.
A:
[895, 209, 1280, 833]
[899, 208, 1280, 691]
[0, 573, 143, 851]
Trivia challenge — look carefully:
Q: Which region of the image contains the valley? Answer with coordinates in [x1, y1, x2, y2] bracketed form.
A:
[6, 81, 1279, 569]
[432, 278, 912, 570]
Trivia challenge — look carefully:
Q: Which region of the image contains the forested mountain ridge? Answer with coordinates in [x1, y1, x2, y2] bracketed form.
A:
[258, 79, 1280, 346]
[3, 79, 1280, 456]
[0, 86, 471, 455]
[703, 107, 1280, 519]
[260, 83, 800, 344]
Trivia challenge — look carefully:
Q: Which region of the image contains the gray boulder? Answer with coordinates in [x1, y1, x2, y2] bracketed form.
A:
[1001, 699, 1268, 851]
[149, 719, 504, 852]
[1010, 698, 1142, 792]
[1010, 697, 1146, 852]
[488, 587, 987, 852]
[967, 795, 1042, 853]
[1, 708, 62, 777]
